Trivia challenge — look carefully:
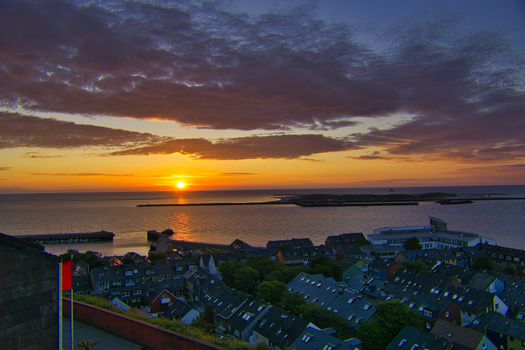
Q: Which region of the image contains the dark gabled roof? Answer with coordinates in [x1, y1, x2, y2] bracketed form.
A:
[387, 326, 449, 350]
[325, 232, 366, 247]
[288, 273, 376, 324]
[465, 272, 498, 291]
[166, 298, 193, 319]
[227, 298, 268, 332]
[289, 326, 361, 350]
[254, 306, 310, 348]
[229, 239, 253, 250]
[267, 238, 314, 250]
[279, 245, 330, 260]
[500, 276, 525, 315]
[431, 320, 485, 349]
[485, 313, 525, 339]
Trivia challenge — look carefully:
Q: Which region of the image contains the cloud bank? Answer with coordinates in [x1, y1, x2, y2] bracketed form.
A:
[0, 0, 523, 161]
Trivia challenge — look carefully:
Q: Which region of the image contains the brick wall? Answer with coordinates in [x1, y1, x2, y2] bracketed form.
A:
[63, 299, 221, 350]
[0, 243, 58, 350]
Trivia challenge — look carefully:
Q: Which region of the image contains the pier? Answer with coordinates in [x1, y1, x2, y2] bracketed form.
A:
[18, 231, 115, 244]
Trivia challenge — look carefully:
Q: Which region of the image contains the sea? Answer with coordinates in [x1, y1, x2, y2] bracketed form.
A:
[1, 185, 524, 256]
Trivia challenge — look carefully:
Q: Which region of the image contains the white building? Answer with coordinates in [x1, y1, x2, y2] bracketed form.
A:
[367, 217, 496, 250]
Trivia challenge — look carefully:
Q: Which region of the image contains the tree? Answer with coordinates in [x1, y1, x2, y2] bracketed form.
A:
[473, 256, 494, 270]
[403, 260, 430, 273]
[234, 266, 260, 294]
[308, 257, 342, 280]
[218, 261, 241, 286]
[193, 306, 215, 333]
[256, 280, 287, 305]
[357, 301, 423, 350]
[404, 237, 422, 250]
[298, 304, 356, 339]
[246, 257, 280, 277]
[279, 291, 307, 314]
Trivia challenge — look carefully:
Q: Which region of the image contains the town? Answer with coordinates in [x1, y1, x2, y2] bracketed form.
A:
[2, 217, 525, 349]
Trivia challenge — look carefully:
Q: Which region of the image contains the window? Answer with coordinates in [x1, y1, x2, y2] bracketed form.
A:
[322, 345, 334, 350]
[161, 297, 171, 304]
[133, 289, 142, 295]
[399, 339, 407, 346]
[125, 279, 135, 287]
[301, 334, 312, 343]
[124, 270, 133, 277]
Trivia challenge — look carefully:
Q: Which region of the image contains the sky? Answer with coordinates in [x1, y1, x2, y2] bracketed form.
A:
[0, 0, 524, 192]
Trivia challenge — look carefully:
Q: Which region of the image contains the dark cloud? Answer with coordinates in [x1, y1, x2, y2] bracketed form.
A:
[0, 0, 523, 161]
[0, 112, 351, 159]
[112, 134, 352, 159]
[451, 163, 525, 175]
[0, 167, 10, 171]
[20, 152, 63, 159]
[348, 151, 392, 160]
[31, 172, 134, 177]
[0, 112, 160, 149]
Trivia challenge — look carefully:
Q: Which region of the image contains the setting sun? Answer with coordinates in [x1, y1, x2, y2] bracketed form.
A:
[176, 181, 187, 190]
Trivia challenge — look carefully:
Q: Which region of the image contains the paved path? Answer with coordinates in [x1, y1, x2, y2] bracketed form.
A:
[62, 316, 143, 350]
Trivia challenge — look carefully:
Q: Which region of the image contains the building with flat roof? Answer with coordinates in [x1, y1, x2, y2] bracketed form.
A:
[368, 217, 496, 250]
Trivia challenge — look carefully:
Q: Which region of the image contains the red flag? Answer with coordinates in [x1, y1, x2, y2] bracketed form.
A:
[62, 260, 73, 291]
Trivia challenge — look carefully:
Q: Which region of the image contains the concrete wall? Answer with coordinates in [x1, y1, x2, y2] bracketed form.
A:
[63, 299, 221, 350]
[0, 243, 58, 350]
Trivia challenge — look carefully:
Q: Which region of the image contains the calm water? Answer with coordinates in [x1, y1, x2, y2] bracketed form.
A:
[1, 186, 524, 256]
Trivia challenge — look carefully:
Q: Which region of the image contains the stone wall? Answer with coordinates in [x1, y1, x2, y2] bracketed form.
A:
[0, 238, 58, 350]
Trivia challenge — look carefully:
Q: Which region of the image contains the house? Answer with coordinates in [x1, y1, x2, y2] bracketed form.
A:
[486, 315, 525, 350]
[90, 259, 190, 306]
[360, 244, 405, 259]
[276, 245, 332, 266]
[149, 289, 177, 314]
[342, 264, 367, 293]
[325, 233, 367, 248]
[288, 273, 376, 327]
[223, 298, 271, 340]
[466, 272, 504, 294]
[164, 297, 200, 325]
[470, 313, 525, 350]
[267, 238, 314, 250]
[431, 319, 497, 350]
[499, 276, 525, 320]
[466, 245, 525, 274]
[369, 259, 403, 281]
[289, 326, 362, 350]
[384, 267, 508, 327]
[386, 326, 450, 350]
[395, 248, 469, 268]
[191, 276, 270, 340]
[229, 239, 253, 251]
[249, 306, 312, 349]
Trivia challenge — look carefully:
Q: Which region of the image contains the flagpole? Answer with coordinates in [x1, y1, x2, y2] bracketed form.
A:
[70, 289, 74, 350]
[58, 261, 63, 350]
[70, 254, 74, 350]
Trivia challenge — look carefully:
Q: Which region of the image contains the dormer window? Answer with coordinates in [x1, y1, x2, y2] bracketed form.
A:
[301, 334, 312, 343]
